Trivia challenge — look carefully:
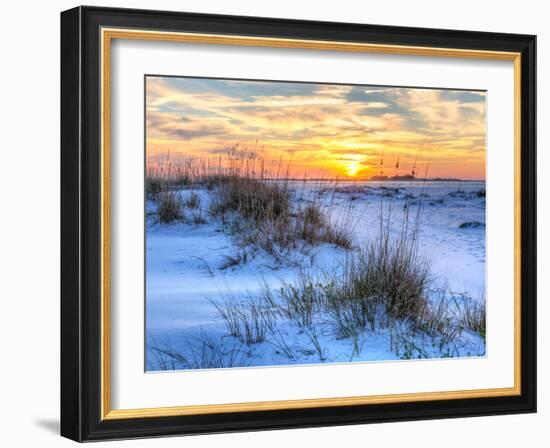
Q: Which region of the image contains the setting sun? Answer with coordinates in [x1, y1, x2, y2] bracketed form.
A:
[345, 161, 361, 177]
[333, 153, 371, 178]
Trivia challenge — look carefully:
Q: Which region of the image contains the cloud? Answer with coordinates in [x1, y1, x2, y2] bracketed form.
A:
[362, 102, 390, 109]
[165, 124, 227, 140]
[363, 88, 395, 94]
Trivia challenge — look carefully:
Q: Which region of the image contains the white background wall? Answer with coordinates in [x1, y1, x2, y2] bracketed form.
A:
[0, 0, 546, 446]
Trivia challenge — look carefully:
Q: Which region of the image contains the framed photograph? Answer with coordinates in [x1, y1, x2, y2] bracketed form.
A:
[61, 6, 536, 442]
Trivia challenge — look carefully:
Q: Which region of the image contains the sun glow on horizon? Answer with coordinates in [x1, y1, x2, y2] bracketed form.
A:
[345, 161, 361, 177]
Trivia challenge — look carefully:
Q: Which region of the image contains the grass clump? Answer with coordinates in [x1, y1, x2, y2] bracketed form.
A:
[210, 176, 353, 255]
[210, 176, 290, 222]
[295, 203, 353, 249]
[149, 331, 254, 370]
[319, 224, 430, 328]
[156, 191, 184, 223]
[457, 296, 486, 339]
[184, 191, 201, 209]
[475, 189, 486, 198]
[356, 234, 430, 320]
[264, 272, 325, 328]
[211, 295, 277, 345]
[146, 176, 164, 196]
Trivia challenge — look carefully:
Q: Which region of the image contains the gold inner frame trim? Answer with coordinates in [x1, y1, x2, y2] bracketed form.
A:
[100, 27, 522, 420]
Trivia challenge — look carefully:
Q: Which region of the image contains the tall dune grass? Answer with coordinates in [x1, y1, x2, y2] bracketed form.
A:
[147, 147, 356, 252]
[156, 191, 184, 223]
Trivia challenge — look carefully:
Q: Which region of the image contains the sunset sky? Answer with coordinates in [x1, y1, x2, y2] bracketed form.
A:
[146, 76, 486, 180]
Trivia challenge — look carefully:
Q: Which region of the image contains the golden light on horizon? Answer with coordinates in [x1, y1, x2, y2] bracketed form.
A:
[336, 153, 370, 178]
[345, 161, 361, 177]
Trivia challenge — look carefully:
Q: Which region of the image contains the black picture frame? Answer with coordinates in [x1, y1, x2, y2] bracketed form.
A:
[61, 5, 536, 442]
